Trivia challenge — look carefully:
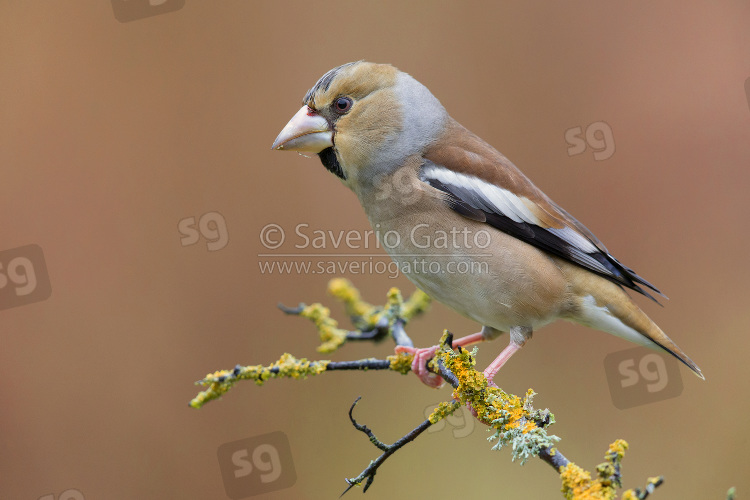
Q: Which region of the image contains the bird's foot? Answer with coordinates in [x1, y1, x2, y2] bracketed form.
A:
[394, 345, 444, 388]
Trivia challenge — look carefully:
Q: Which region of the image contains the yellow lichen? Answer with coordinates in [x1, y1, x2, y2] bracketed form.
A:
[559, 440, 632, 499]
[385, 287, 431, 324]
[432, 333, 559, 464]
[386, 287, 403, 305]
[561, 463, 611, 500]
[608, 439, 628, 461]
[189, 353, 330, 409]
[323, 279, 430, 349]
[387, 352, 414, 374]
[271, 352, 330, 378]
[436, 340, 525, 429]
[328, 278, 381, 322]
[428, 400, 461, 424]
[401, 288, 431, 320]
[620, 476, 663, 500]
[299, 303, 349, 353]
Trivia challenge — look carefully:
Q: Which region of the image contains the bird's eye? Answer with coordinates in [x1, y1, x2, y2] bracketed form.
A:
[333, 97, 353, 114]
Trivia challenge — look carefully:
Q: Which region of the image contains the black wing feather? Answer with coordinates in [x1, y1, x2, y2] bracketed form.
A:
[421, 169, 664, 303]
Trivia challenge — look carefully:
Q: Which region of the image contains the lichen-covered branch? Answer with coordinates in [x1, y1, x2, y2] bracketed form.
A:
[190, 353, 330, 408]
[433, 331, 561, 465]
[190, 352, 414, 409]
[560, 440, 637, 499]
[279, 278, 430, 353]
[340, 333, 656, 498]
[189, 279, 701, 498]
[342, 331, 563, 492]
[434, 333, 658, 499]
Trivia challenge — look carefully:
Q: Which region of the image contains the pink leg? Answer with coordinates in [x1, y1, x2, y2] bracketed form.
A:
[395, 328, 495, 388]
[462, 326, 533, 418]
[482, 343, 521, 386]
[482, 326, 533, 386]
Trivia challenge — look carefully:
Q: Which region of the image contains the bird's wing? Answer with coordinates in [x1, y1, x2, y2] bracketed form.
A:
[421, 120, 663, 302]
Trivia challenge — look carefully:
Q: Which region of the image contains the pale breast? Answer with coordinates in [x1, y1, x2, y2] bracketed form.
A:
[363, 185, 570, 332]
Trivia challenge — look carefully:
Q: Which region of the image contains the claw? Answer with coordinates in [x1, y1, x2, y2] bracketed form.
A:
[394, 345, 443, 388]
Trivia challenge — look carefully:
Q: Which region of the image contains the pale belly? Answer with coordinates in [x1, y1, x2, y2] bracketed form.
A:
[376, 215, 570, 333]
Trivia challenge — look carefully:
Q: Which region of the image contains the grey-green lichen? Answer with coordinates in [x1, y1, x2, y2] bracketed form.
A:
[487, 390, 560, 464]
[434, 331, 560, 465]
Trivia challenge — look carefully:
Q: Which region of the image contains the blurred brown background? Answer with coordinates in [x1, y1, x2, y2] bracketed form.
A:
[1, 1, 749, 499]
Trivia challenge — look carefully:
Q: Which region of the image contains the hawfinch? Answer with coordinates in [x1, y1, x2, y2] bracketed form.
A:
[271, 61, 703, 388]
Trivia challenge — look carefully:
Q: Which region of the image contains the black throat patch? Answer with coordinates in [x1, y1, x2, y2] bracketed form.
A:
[318, 147, 346, 180]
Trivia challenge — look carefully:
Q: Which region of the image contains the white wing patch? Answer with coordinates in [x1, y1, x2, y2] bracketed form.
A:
[421, 164, 541, 225]
[546, 226, 598, 253]
[420, 162, 664, 302]
[421, 163, 610, 273]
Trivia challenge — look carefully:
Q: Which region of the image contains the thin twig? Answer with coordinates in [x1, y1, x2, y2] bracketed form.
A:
[347, 397, 389, 451]
[327, 359, 392, 370]
[390, 318, 413, 347]
[341, 397, 434, 496]
[212, 358, 394, 382]
[631, 477, 664, 499]
[277, 302, 305, 315]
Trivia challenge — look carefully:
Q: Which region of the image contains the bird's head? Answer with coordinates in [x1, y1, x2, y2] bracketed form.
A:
[271, 61, 448, 192]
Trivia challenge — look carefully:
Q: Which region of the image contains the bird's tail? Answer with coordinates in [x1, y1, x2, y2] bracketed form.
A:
[570, 275, 704, 380]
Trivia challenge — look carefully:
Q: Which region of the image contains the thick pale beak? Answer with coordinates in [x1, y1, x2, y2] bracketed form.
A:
[271, 106, 334, 152]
